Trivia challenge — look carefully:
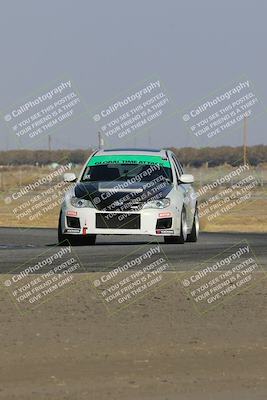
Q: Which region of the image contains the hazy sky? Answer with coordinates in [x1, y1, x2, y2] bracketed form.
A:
[0, 0, 266, 150]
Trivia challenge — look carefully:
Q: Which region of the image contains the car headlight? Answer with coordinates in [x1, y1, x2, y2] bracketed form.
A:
[143, 198, 170, 209]
[70, 196, 94, 208]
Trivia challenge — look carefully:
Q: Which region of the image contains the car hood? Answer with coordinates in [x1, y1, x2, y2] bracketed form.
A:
[74, 180, 173, 211]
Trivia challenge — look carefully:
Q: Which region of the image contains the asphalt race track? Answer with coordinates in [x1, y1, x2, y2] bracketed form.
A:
[0, 227, 266, 272]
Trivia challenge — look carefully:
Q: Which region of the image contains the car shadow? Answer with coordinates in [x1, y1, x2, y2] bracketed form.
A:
[46, 240, 160, 247]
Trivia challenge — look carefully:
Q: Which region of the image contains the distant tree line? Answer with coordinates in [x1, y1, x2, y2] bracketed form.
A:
[0, 149, 91, 166]
[171, 145, 267, 167]
[0, 146, 266, 167]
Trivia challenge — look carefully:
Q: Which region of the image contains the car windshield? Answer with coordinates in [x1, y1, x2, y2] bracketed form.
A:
[81, 155, 173, 183]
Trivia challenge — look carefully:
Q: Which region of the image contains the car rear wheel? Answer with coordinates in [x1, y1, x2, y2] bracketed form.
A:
[164, 208, 187, 244]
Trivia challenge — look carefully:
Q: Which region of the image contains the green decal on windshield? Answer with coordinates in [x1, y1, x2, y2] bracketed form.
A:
[88, 155, 171, 168]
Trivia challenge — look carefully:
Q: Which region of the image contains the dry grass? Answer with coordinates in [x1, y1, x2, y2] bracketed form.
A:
[200, 198, 267, 232]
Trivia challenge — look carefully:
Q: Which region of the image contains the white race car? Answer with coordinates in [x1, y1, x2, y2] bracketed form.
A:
[58, 148, 199, 245]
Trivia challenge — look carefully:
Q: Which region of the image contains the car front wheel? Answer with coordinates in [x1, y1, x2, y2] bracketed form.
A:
[186, 208, 199, 242]
[164, 208, 187, 244]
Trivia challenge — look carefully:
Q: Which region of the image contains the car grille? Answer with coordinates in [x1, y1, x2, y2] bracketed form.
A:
[96, 213, 140, 229]
[94, 199, 144, 212]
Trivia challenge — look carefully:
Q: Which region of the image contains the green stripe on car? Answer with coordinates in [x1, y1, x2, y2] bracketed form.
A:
[88, 155, 171, 168]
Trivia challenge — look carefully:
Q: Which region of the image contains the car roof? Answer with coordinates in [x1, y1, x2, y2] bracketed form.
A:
[95, 148, 168, 158]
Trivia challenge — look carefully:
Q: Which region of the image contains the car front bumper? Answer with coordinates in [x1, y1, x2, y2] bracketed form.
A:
[61, 207, 180, 237]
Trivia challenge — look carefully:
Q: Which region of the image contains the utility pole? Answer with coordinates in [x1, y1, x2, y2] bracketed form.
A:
[48, 134, 52, 164]
[6, 133, 9, 150]
[243, 114, 248, 166]
[98, 131, 104, 149]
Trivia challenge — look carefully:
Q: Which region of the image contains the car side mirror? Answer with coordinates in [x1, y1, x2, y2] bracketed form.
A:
[179, 174, 194, 184]
[63, 172, 77, 182]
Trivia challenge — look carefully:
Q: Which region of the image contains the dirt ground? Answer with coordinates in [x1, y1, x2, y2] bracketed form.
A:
[0, 272, 267, 400]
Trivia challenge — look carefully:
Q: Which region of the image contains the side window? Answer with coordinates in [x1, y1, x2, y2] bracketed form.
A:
[177, 161, 184, 175]
[172, 156, 183, 177]
[171, 156, 180, 182]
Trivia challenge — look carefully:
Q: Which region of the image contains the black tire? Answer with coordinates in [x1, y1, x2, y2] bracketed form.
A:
[58, 212, 68, 244]
[186, 209, 199, 243]
[58, 212, 96, 246]
[164, 208, 187, 244]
